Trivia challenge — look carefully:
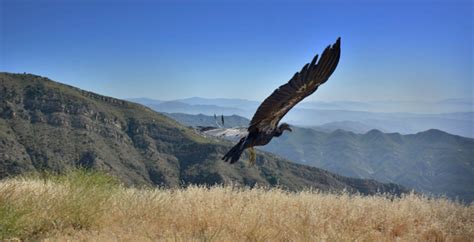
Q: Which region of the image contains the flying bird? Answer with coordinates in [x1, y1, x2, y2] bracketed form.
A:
[222, 38, 341, 164]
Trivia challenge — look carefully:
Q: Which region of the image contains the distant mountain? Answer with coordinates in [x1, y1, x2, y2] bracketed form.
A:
[176, 97, 260, 110]
[298, 100, 375, 111]
[165, 113, 382, 135]
[438, 98, 472, 105]
[127, 97, 163, 106]
[141, 101, 250, 116]
[0, 72, 407, 196]
[163, 113, 249, 128]
[131, 97, 474, 138]
[311, 120, 387, 134]
[284, 109, 473, 138]
[134, 97, 473, 113]
[300, 99, 473, 113]
[164, 113, 474, 202]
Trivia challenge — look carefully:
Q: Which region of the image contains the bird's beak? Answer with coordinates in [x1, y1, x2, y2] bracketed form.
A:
[286, 127, 293, 132]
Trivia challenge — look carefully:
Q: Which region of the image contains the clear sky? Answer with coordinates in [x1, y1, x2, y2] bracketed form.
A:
[1, 0, 472, 102]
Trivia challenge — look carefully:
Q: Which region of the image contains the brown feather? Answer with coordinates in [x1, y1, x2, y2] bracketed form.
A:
[248, 38, 341, 133]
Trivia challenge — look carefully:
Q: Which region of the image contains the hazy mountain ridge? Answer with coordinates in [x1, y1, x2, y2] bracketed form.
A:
[0, 72, 407, 195]
[142, 101, 249, 116]
[163, 113, 249, 128]
[130, 96, 473, 113]
[300, 99, 473, 113]
[162, 112, 384, 134]
[163, 112, 474, 202]
[311, 120, 387, 134]
[130, 97, 473, 138]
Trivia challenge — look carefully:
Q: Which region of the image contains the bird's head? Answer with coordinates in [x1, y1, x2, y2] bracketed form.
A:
[278, 123, 292, 133]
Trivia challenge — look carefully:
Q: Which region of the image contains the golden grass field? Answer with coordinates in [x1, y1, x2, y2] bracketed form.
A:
[0, 170, 472, 241]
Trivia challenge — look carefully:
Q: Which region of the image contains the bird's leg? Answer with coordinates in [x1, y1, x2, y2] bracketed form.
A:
[248, 147, 256, 165]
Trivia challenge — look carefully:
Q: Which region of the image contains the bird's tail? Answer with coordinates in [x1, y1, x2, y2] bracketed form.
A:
[222, 138, 246, 164]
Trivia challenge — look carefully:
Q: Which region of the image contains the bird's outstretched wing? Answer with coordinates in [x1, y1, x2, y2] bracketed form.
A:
[248, 38, 341, 133]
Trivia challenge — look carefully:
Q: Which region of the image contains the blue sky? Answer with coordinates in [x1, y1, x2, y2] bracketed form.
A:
[1, 0, 472, 102]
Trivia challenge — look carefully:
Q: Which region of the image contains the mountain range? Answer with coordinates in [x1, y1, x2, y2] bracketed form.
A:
[163, 112, 474, 202]
[164, 112, 385, 134]
[0, 72, 407, 195]
[129, 97, 473, 138]
[128, 96, 473, 114]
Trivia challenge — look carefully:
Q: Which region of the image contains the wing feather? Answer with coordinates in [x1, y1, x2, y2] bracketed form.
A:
[248, 38, 341, 133]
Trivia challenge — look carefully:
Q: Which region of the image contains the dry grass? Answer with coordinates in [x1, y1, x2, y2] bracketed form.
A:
[0, 170, 472, 241]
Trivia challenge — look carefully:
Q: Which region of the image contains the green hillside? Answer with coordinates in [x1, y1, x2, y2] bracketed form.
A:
[161, 112, 474, 202]
[0, 72, 407, 195]
[262, 127, 474, 202]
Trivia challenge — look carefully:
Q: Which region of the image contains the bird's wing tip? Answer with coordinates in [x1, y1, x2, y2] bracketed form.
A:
[334, 37, 341, 47]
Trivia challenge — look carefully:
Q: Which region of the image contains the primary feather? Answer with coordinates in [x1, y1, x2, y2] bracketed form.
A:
[223, 38, 341, 164]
